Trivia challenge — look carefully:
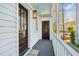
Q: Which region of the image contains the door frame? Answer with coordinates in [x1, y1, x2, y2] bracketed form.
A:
[19, 4, 28, 55]
[42, 20, 50, 40]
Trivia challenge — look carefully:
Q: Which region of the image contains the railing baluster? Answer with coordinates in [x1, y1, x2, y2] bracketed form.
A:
[51, 32, 79, 56]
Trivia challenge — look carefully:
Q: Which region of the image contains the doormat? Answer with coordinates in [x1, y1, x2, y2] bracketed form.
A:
[26, 49, 39, 56]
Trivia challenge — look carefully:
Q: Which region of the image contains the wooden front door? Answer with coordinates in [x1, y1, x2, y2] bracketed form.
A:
[42, 21, 49, 39]
[19, 4, 28, 55]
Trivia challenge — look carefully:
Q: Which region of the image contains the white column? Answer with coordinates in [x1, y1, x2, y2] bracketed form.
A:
[50, 16, 54, 40]
[76, 4, 79, 43]
[56, 3, 59, 36]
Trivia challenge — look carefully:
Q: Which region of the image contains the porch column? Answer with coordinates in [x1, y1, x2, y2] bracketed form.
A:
[76, 4, 79, 43]
[56, 3, 59, 36]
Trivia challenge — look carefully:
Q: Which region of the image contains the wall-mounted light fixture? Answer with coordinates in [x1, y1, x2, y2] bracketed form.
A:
[33, 10, 37, 19]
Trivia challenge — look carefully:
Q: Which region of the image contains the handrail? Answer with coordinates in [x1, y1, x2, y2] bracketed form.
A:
[51, 31, 79, 56]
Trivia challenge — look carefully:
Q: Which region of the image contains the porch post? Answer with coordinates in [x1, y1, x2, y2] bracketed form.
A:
[76, 4, 79, 43]
[56, 3, 59, 36]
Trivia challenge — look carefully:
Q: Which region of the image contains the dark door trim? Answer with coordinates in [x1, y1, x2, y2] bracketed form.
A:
[42, 21, 50, 40]
[19, 4, 28, 56]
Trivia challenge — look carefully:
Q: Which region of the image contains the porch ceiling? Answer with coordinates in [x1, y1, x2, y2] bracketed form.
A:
[30, 3, 52, 17]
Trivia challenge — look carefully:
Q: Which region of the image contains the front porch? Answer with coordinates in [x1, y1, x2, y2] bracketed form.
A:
[25, 32, 79, 56]
[32, 40, 55, 56]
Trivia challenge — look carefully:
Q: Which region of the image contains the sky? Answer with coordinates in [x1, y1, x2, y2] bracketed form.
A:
[63, 3, 76, 22]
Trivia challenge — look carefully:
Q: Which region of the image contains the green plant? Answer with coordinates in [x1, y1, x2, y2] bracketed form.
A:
[75, 44, 79, 47]
[70, 31, 75, 44]
[53, 22, 56, 33]
[68, 26, 73, 32]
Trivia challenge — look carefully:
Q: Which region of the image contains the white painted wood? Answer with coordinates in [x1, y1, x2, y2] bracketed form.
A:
[0, 3, 17, 56]
[20, 3, 41, 53]
[0, 21, 16, 27]
[51, 31, 79, 56]
[56, 4, 59, 36]
[0, 13, 16, 22]
[0, 6, 16, 17]
[76, 4, 79, 43]
[0, 3, 17, 14]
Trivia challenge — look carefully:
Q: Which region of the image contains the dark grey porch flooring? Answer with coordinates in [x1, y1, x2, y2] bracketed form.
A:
[33, 40, 55, 56]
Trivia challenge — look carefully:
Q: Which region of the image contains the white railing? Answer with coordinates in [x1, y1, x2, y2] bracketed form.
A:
[51, 32, 79, 56]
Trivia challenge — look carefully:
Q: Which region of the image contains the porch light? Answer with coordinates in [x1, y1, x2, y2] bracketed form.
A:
[33, 10, 37, 19]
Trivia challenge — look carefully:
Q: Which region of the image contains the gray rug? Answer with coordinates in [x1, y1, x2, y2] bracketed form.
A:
[26, 49, 39, 56]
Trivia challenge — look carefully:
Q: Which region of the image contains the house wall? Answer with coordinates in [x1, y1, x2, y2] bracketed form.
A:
[39, 17, 50, 40]
[0, 3, 50, 56]
[50, 3, 57, 40]
[20, 3, 40, 49]
[0, 3, 18, 56]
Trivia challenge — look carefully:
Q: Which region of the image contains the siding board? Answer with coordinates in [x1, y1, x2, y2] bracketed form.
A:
[0, 20, 16, 26]
[0, 3, 17, 56]
[0, 6, 16, 17]
[0, 13, 16, 22]
[0, 3, 17, 13]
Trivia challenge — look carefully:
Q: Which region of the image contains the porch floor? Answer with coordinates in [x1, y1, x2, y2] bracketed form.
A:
[33, 40, 55, 56]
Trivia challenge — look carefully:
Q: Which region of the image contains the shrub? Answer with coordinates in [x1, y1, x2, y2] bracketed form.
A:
[70, 31, 75, 44]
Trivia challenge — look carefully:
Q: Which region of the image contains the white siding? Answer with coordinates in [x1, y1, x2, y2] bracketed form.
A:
[20, 3, 40, 49]
[0, 3, 17, 56]
[39, 17, 50, 40]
